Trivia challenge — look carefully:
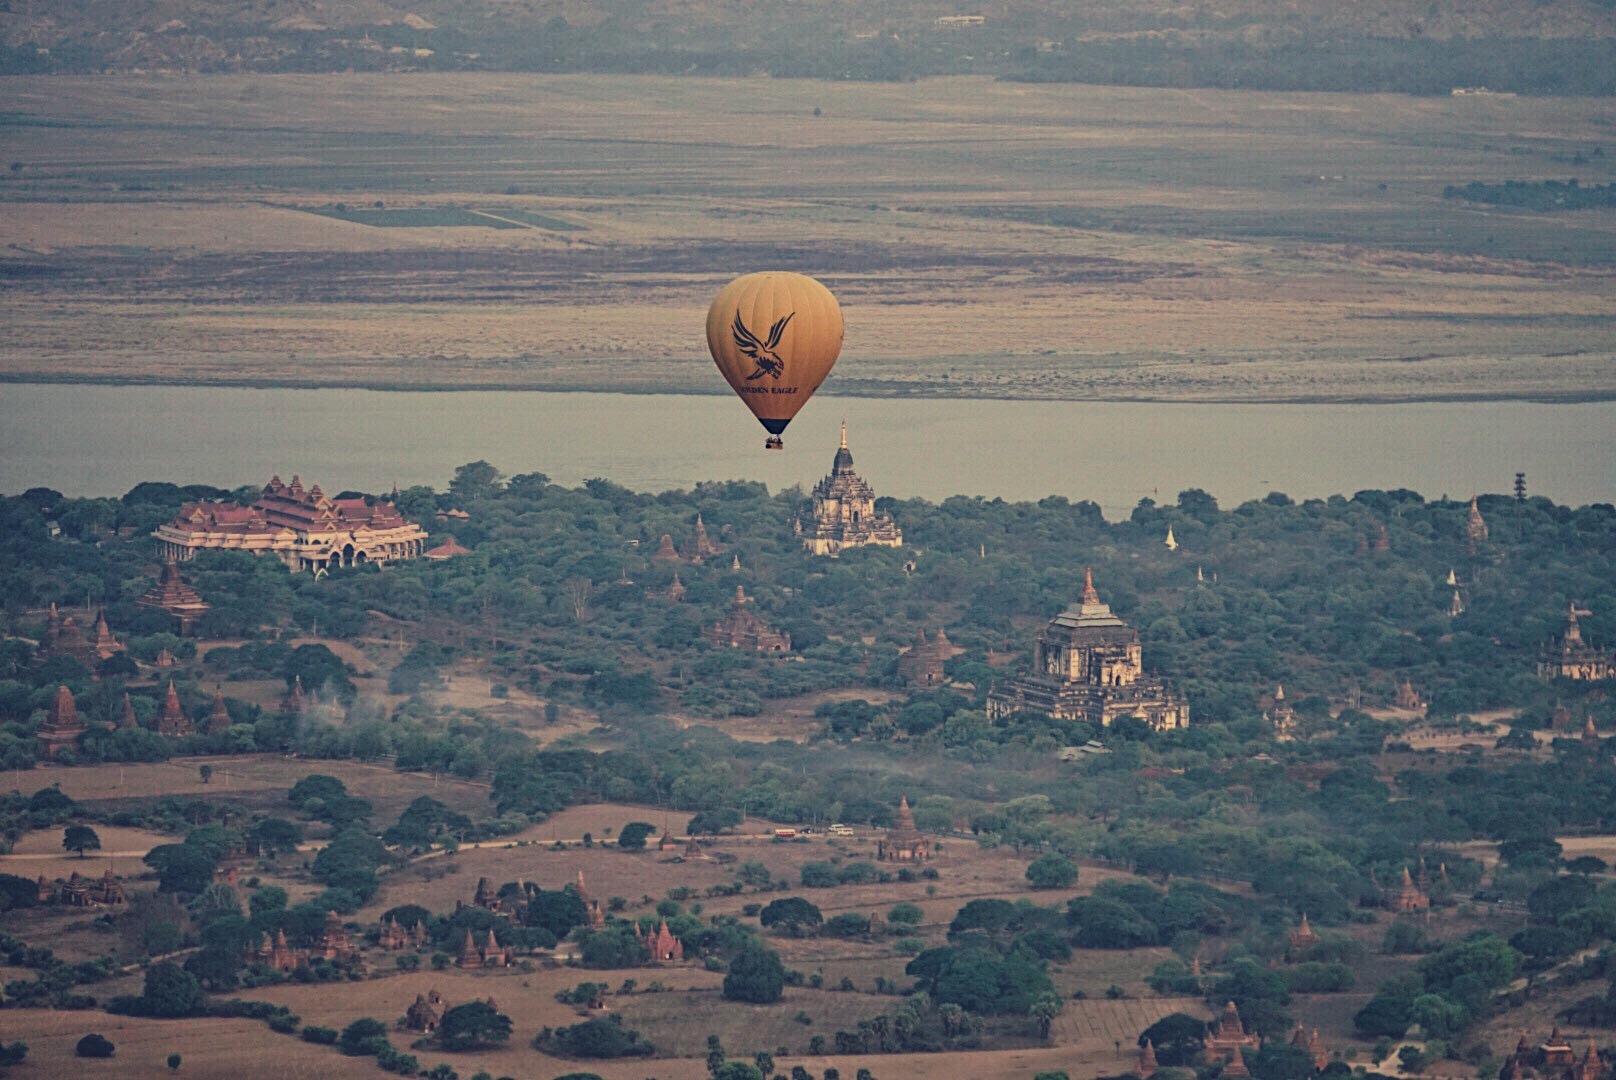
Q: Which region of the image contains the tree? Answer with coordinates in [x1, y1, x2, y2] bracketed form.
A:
[1031, 990, 1063, 1040]
[723, 944, 786, 1003]
[1025, 852, 1077, 889]
[339, 1018, 390, 1056]
[168, 1052, 182, 1070]
[760, 897, 823, 936]
[438, 1001, 513, 1051]
[248, 816, 302, 856]
[617, 822, 656, 851]
[138, 962, 204, 1017]
[74, 1034, 115, 1058]
[888, 901, 923, 926]
[712, 1064, 765, 1080]
[1138, 1013, 1207, 1067]
[63, 824, 100, 858]
[449, 461, 504, 501]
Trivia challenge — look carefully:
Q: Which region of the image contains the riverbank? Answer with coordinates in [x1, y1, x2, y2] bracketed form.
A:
[3, 384, 1612, 510]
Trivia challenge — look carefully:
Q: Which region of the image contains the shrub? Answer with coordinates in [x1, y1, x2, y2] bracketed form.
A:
[75, 1034, 115, 1058]
[339, 1017, 390, 1056]
[534, 1016, 654, 1058]
[302, 1026, 339, 1045]
[1026, 853, 1078, 889]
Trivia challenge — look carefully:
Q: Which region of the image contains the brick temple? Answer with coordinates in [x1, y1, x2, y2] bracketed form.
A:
[801, 423, 902, 557]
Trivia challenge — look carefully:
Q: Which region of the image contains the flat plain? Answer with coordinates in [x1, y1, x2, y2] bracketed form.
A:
[1, 74, 1613, 402]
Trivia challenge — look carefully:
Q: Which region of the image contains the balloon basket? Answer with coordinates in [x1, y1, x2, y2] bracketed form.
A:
[764, 437, 784, 450]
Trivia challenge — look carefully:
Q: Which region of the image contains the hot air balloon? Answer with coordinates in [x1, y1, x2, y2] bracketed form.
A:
[706, 271, 843, 449]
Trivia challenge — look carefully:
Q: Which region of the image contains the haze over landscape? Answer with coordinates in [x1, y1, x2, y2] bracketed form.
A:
[2, 3, 1616, 1080]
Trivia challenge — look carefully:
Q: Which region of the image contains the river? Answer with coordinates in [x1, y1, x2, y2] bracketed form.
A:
[1, 384, 1612, 517]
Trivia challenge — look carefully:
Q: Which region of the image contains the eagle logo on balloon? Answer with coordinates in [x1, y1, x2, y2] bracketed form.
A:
[732, 310, 794, 381]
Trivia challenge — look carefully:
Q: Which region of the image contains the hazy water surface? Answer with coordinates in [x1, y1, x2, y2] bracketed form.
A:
[2, 384, 1613, 517]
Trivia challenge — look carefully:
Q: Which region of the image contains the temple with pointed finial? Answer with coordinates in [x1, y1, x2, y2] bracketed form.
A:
[986, 568, 1189, 731]
[701, 586, 790, 651]
[1136, 1038, 1158, 1077]
[640, 919, 686, 963]
[1466, 494, 1489, 553]
[1165, 526, 1178, 552]
[119, 693, 140, 731]
[1386, 865, 1430, 912]
[690, 514, 722, 563]
[1395, 679, 1425, 712]
[895, 628, 962, 687]
[802, 422, 902, 557]
[1540, 603, 1613, 681]
[878, 795, 932, 862]
[1287, 913, 1319, 957]
[35, 685, 88, 759]
[153, 475, 429, 573]
[156, 680, 192, 737]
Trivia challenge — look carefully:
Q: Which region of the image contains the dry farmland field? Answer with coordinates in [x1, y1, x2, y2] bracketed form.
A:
[1, 74, 1614, 403]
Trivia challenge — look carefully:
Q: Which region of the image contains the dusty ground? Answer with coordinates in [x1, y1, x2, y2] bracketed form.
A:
[1, 75, 1613, 403]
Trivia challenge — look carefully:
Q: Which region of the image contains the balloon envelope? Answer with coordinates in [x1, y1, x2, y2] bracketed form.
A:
[706, 272, 843, 441]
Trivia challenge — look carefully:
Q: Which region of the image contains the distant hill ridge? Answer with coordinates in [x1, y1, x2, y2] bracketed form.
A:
[4, 0, 1615, 93]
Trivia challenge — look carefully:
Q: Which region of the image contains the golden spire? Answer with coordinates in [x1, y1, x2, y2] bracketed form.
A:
[1082, 567, 1100, 605]
[840, 418, 847, 449]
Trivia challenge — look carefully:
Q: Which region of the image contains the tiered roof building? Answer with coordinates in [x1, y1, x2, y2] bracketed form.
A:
[1287, 913, 1319, 957]
[153, 475, 429, 573]
[1540, 603, 1613, 682]
[986, 569, 1190, 731]
[878, 795, 931, 862]
[702, 586, 790, 652]
[35, 685, 88, 759]
[802, 423, 902, 557]
[136, 559, 212, 634]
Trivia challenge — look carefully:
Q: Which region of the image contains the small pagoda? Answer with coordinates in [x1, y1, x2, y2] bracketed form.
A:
[640, 919, 685, 963]
[35, 685, 88, 759]
[314, 911, 359, 962]
[137, 559, 210, 634]
[402, 989, 447, 1033]
[896, 629, 961, 687]
[877, 795, 931, 862]
[1206, 1001, 1261, 1062]
[156, 680, 193, 737]
[689, 514, 723, 563]
[203, 687, 232, 734]
[701, 586, 790, 652]
[1287, 913, 1320, 958]
[1386, 866, 1430, 912]
[1466, 495, 1489, 554]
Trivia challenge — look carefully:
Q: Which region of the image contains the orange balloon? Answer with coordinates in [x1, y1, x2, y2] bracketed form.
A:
[706, 272, 843, 447]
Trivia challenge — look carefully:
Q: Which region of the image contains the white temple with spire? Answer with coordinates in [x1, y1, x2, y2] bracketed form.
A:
[801, 421, 903, 557]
